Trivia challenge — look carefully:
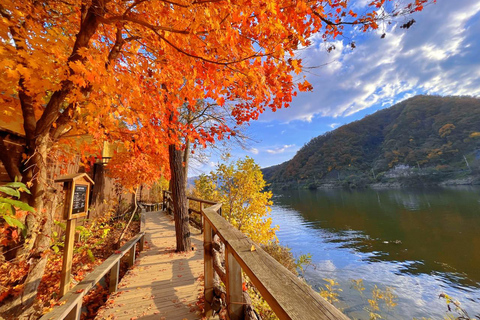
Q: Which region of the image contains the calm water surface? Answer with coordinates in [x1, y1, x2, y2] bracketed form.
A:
[270, 187, 480, 319]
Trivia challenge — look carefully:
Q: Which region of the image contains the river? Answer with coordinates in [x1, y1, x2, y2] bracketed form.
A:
[269, 187, 480, 319]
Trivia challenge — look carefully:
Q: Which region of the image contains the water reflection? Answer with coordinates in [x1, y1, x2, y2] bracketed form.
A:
[270, 187, 480, 319]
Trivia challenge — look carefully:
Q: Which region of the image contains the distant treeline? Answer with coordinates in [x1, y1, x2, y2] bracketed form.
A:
[262, 95, 480, 189]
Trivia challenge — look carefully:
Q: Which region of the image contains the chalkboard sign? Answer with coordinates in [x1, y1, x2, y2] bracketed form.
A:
[72, 185, 87, 214]
[55, 173, 94, 220]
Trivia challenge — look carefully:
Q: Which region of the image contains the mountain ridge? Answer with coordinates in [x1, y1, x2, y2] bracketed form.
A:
[262, 95, 480, 189]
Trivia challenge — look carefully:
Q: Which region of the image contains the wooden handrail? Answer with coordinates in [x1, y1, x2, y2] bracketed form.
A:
[40, 213, 146, 320]
[163, 192, 349, 320]
[163, 190, 218, 206]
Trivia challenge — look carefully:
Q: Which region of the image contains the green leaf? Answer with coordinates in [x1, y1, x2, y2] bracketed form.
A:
[0, 197, 35, 213]
[0, 202, 13, 215]
[2, 214, 26, 230]
[54, 220, 66, 230]
[52, 245, 60, 254]
[5, 182, 28, 189]
[87, 249, 95, 262]
[0, 186, 20, 198]
[76, 226, 87, 232]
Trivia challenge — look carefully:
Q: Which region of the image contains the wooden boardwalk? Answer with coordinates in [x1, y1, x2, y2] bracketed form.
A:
[96, 211, 204, 320]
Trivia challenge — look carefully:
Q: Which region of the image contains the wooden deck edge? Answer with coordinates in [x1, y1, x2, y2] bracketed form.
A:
[39, 232, 145, 320]
[203, 206, 349, 320]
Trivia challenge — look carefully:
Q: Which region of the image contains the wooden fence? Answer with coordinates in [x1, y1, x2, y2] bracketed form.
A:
[164, 191, 349, 320]
[40, 214, 146, 320]
[163, 190, 217, 232]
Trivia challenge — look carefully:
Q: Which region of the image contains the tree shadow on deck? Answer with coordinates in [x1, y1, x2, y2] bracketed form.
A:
[127, 211, 204, 320]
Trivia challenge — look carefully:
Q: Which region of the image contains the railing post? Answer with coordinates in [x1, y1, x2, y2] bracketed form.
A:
[128, 245, 136, 267]
[65, 300, 82, 320]
[60, 218, 76, 297]
[200, 202, 204, 234]
[162, 190, 166, 211]
[139, 234, 145, 251]
[204, 221, 214, 316]
[226, 247, 244, 320]
[109, 260, 120, 293]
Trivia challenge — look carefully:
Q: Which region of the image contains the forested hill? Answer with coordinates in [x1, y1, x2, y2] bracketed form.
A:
[263, 96, 480, 189]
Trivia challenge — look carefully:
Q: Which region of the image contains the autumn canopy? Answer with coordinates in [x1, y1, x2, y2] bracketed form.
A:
[0, 0, 431, 316]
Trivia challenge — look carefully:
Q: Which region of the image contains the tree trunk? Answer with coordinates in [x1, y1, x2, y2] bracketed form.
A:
[183, 139, 191, 187]
[0, 135, 53, 319]
[169, 144, 191, 252]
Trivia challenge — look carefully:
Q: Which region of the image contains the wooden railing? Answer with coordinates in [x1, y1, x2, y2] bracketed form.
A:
[163, 191, 218, 233]
[164, 191, 349, 320]
[139, 201, 162, 212]
[40, 214, 146, 320]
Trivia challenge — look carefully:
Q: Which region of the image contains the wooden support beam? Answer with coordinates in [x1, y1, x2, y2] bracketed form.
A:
[204, 222, 214, 316]
[139, 234, 145, 251]
[40, 232, 145, 320]
[200, 202, 204, 234]
[60, 218, 76, 297]
[128, 245, 136, 267]
[203, 204, 349, 320]
[109, 260, 120, 293]
[64, 300, 81, 320]
[225, 247, 244, 320]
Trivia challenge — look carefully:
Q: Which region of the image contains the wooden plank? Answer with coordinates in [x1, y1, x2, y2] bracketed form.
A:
[64, 301, 81, 320]
[225, 246, 243, 320]
[127, 245, 135, 267]
[204, 221, 214, 316]
[40, 232, 145, 320]
[186, 195, 218, 205]
[189, 208, 202, 215]
[95, 212, 204, 320]
[200, 202, 204, 234]
[109, 260, 120, 293]
[202, 206, 349, 320]
[60, 218, 76, 297]
[165, 191, 218, 206]
[139, 234, 145, 251]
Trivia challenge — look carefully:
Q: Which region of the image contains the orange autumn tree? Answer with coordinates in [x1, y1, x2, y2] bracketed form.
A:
[106, 149, 169, 246]
[0, 0, 432, 317]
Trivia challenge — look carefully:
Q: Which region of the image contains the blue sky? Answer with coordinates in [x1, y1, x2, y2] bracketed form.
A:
[189, 0, 480, 177]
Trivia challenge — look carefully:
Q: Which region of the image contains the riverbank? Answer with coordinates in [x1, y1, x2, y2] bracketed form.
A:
[267, 171, 480, 190]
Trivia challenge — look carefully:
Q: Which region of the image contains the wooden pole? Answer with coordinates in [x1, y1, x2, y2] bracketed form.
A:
[200, 202, 204, 234]
[204, 221, 214, 316]
[128, 245, 136, 267]
[65, 300, 82, 320]
[226, 247, 243, 320]
[60, 218, 76, 297]
[109, 260, 120, 293]
[139, 234, 145, 251]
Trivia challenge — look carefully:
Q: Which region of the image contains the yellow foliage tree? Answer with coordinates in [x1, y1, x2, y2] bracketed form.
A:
[193, 156, 277, 244]
[439, 123, 456, 138]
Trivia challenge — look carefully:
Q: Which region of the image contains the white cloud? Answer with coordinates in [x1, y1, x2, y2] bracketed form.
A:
[249, 147, 259, 155]
[259, 0, 480, 122]
[329, 123, 340, 129]
[266, 144, 296, 154]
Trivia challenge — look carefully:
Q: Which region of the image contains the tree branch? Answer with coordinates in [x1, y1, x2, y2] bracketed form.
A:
[35, 1, 104, 139]
[0, 135, 22, 181]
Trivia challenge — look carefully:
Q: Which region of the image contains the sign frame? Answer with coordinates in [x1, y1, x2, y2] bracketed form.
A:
[54, 173, 94, 297]
[55, 173, 94, 220]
